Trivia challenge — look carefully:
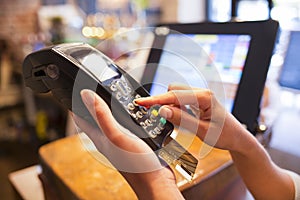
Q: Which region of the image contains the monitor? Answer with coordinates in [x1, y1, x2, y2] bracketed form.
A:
[141, 20, 279, 134]
[278, 30, 300, 91]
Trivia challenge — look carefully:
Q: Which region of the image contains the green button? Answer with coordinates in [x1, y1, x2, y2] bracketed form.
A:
[160, 117, 166, 125]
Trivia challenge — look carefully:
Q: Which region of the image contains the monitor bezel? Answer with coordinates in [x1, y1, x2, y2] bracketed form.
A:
[141, 20, 279, 134]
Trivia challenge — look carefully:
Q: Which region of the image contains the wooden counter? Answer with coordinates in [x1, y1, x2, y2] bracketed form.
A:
[39, 133, 249, 200]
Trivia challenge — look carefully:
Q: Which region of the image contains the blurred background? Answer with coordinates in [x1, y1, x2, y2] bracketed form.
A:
[1, 0, 300, 199]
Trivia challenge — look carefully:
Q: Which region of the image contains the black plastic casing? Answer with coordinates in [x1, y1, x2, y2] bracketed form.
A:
[23, 44, 171, 151]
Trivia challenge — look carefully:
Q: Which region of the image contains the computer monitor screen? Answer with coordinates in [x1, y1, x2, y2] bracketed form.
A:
[141, 20, 278, 133]
[149, 33, 251, 112]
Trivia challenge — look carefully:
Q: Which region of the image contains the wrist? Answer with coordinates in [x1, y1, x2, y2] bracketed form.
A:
[229, 122, 258, 157]
[147, 176, 184, 200]
[121, 169, 183, 200]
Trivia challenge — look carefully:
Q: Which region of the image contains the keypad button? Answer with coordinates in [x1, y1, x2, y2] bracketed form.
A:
[133, 99, 139, 106]
[110, 84, 117, 91]
[159, 117, 166, 125]
[151, 109, 159, 117]
[158, 117, 166, 130]
[139, 106, 148, 114]
[136, 111, 143, 118]
[140, 122, 146, 128]
[148, 130, 157, 138]
[130, 113, 137, 119]
[127, 103, 135, 111]
[158, 123, 165, 130]
[145, 119, 152, 126]
[126, 86, 132, 93]
[150, 116, 156, 122]
[116, 92, 122, 100]
[149, 109, 158, 121]
[154, 127, 161, 135]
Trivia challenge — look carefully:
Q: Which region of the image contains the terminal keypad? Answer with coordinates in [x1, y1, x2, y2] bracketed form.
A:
[108, 78, 168, 139]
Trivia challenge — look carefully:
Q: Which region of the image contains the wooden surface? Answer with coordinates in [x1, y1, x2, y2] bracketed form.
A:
[39, 134, 137, 200]
[39, 133, 235, 199]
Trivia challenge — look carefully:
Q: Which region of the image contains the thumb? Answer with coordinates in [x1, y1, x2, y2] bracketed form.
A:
[159, 105, 203, 136]
[159, 106, 175, 122]
[80, 89, 121, 138]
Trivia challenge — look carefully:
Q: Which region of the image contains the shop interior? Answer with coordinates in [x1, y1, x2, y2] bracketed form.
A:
[0, 0, 300, 199]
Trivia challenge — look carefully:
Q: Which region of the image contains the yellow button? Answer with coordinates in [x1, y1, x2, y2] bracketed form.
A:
[151, 109, 159, 117]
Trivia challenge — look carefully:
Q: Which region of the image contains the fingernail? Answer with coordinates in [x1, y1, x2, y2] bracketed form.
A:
[135, 97, 147, 101]
[159, 106, 173, 119]
[80, 89, 95, 107]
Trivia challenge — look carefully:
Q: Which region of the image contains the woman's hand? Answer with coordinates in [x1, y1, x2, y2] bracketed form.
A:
[135, 83, 250, 154]
[136, 84, 296, 200]
[73, 89, 184, 200]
